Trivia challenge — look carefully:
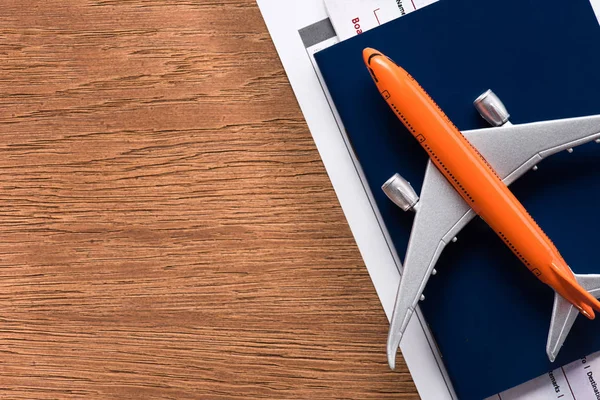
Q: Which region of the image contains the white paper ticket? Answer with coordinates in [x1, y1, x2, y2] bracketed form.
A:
[482, 352, 600, 399]
[323, 0, 437, 41]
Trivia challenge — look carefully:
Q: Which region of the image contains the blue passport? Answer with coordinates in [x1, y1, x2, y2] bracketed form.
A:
[315, 0, 600, 398]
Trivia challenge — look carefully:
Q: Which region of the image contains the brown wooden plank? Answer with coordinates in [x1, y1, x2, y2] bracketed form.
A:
[0, 1, 419, 398]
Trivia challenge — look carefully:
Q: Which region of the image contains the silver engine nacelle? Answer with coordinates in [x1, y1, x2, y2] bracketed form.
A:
[382, 173, 420, 212]
[474, 89, 510, 127]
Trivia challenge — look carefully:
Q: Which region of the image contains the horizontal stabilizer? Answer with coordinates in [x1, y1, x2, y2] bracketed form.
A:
[575, 274, 600, 296]
[547, 274, 600, 362]
[546, 293, 578, 362]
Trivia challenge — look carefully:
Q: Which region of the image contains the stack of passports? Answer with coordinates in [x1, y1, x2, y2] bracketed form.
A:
[314, 0, 600, 398]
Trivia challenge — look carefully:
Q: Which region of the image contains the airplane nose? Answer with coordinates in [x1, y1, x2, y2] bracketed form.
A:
[363, 47, 382, 66]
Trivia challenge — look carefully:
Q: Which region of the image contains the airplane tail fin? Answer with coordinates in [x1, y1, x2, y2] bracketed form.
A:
[547, 274, 600, 362]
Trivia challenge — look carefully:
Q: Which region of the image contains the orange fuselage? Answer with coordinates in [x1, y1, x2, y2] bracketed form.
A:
[364, 48, 600, 319]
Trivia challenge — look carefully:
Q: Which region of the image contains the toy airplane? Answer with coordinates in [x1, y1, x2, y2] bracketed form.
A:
[362, 48, 600, 369]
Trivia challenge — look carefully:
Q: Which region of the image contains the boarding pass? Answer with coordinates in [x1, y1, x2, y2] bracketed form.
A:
[324, 0, 437, 41]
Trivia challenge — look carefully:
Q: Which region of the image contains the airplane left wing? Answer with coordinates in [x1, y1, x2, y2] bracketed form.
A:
[387, 161, 475, 369]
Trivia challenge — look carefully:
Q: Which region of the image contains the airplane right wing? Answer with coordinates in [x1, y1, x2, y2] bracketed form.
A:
[464, 114, 600, 186]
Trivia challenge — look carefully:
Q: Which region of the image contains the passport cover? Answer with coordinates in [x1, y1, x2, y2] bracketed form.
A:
[314, 0, 600, 398]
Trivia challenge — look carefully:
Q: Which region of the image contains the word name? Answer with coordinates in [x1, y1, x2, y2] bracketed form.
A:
[395, 0, 407, 15]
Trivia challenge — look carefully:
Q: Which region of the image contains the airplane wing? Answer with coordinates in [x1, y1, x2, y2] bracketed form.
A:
[387, 114, 600, 369]
[464, 114, 600, 185]
[386, 161, 475, 369]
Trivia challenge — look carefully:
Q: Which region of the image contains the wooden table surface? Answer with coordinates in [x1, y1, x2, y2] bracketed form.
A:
[0, 1, 419, 398]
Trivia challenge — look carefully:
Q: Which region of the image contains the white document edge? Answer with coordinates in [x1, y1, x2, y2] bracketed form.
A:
[256, 1, 455, 399]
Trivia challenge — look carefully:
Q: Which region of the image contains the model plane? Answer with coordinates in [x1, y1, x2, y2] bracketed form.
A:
[362, 48, 600, 369]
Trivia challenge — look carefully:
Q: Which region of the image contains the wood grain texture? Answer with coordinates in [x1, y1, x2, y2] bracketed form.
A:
[0, 1, 419, 398]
